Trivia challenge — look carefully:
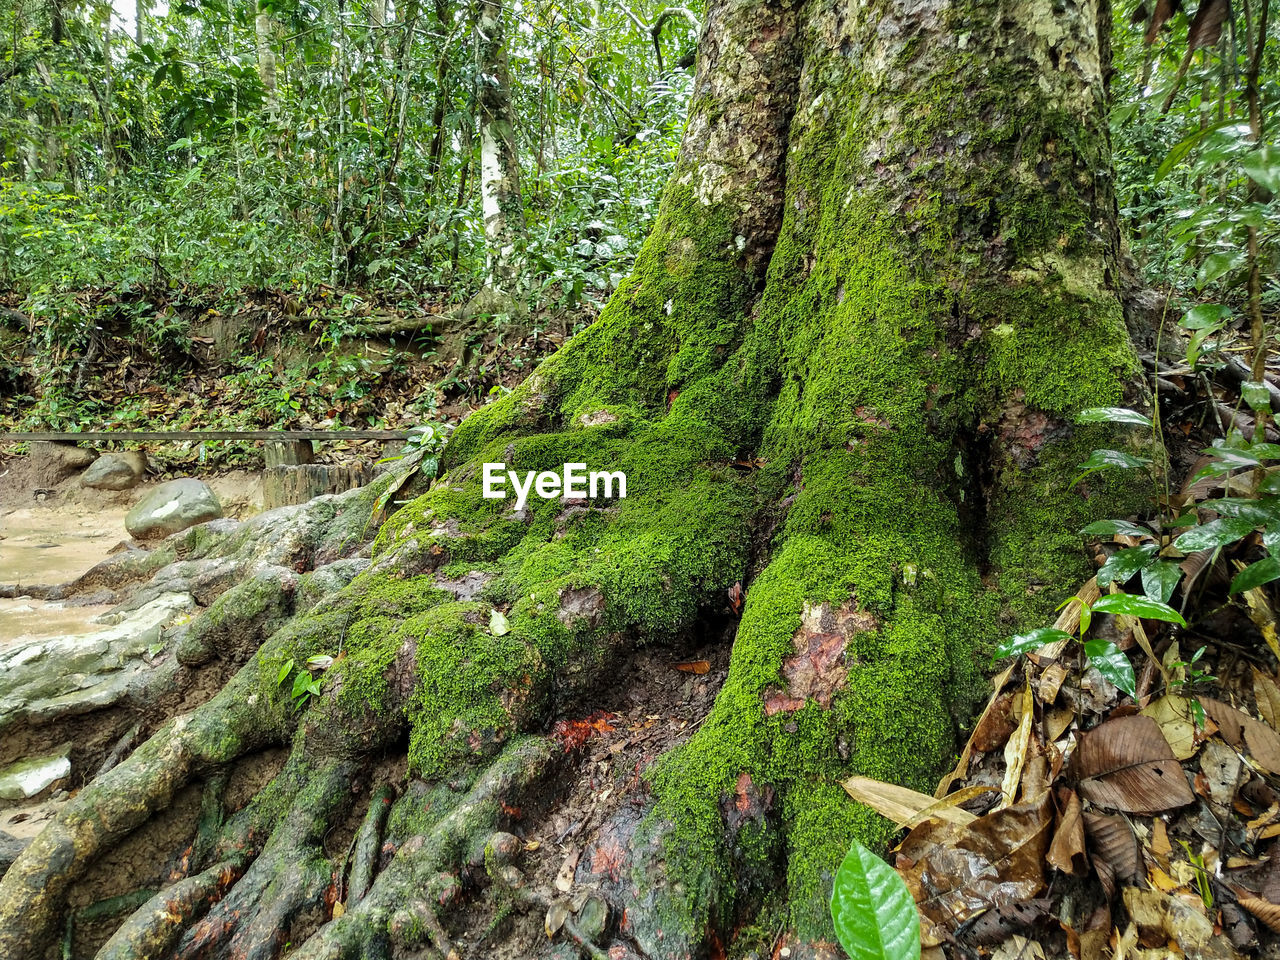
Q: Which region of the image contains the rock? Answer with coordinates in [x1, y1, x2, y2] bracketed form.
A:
[29, 441, 97, 484]
[0, 831, 29, 878]
[81, 452, 147, 490]
[126, 479, 223, 539]
[0, 744, 71, 800]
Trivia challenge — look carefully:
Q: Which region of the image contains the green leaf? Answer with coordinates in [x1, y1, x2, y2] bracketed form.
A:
[1096, 545, 1159, 589]
[1084, 639, 1137, 698]
[1142, 561, 1183, 605]
[1077, 407, 1153, 428]
[830, 838, 921, 960]
[992, 627, 1073, 662]
[1243, 381, 1273, 414]
[1173, 517, 1255, 552]
[1199, 497, 1280, 525]
[1072, 449, 1152, 487]
[1230, 558, 1280, 595]
[1241, 144, 1280, 193]
[276, 658, 295, 687]
[1080, 519, 1152, 542]
[1080, 519, 1153, 538]
[1180, 303, 1233, 330]
[1196, 251, 1242, 289]
[1091, 593, 1187, 626]
[490, 609, 511, 636]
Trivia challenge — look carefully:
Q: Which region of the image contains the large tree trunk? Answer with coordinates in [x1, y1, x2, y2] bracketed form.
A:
[0, 0, 1152, 956]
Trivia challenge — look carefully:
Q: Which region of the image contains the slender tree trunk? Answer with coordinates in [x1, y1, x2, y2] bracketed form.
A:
[474, 0, 524, 294]
[255, 5, 280, 122]
[0, 0, 1154, 956]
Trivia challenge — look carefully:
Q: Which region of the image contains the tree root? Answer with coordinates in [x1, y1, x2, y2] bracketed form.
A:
[0, 664, 279, 956]
[346, 784, 395, 904]
[287, 737, 555, 960]
[177, 761, 356, 960]
[96, 859, 246, 960]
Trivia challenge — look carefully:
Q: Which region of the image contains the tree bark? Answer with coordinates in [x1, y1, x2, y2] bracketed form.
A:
[0, 0, 1154, 955]
[255, 5, 280, 122]
[474, 0, 524, 294]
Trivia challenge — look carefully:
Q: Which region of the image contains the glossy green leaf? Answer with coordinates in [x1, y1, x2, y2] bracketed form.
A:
[1096, 545, 1159, 588]
[1076, 407, 1153, 428]
[1072, 449, 1152, 487]
[992, 627, 1073, 662]
[1142, 561, 1183, 605]
[1091, 593, 1187, 626]
[1196, 251, 1242, 289]
[1180, 303, 1233, 330]
[1199, 497, 1280, 525]
[1242, 381, 1273, 413]
[1080, 519, 1153, 539]
[830, 838, 921, 960]
[1230, 558, 1280, 595]
[1084, 639, 1137, 698]
[1173, 517, 1255, 552]
[1241, 145, 1280, 193]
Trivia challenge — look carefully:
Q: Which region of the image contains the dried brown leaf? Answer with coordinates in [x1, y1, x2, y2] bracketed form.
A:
[842, 775, 979, 828]
[1071, 715, 1195, 813]
[1202, 698, 1280, 774]
[1237, 895, 1280, 933]
[1047, 788, 1088, 875]
[1254, 667, 1280, 731]
[1083, 812, 1139, 899]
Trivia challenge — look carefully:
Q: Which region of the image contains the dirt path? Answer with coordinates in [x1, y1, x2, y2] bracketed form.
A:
[0, 469, 262, 651]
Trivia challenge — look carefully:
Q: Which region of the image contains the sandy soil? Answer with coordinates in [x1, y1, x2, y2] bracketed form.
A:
[0, 460, 263, 650]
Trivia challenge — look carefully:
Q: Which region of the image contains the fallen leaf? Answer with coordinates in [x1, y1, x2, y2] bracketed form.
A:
[1071, 715, 1195, 813]
[1084, 813, 1139, 898]
[1141, 694, 1199, 760]
[842, 775, 982, 828]
[1047, 788, 1088, 875]
[1254, 667, 1280, 731]
[1037, 663, 1069, 704]
[1202, 698, 1280, 774]
[1151, 818, 1172, 869]
[991, 936, 1046, 960]
[673, 660, 710, 674]
[545, 901, 569, 937]
[1236, 895, 1280, 934]
[1200, 738, 1243, 808]
[1002, 681, 1035, 809]
[554, 848, 579, 893]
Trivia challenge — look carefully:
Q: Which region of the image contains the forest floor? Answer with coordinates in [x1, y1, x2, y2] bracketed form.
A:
[0, 285, 594, 473]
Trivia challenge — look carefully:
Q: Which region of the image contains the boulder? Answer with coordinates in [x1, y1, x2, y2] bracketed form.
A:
[126, 478, 223, 539]
[81, 451, 148, 490]
[0, 744, 71, 801]
[29, 441, 97, 484]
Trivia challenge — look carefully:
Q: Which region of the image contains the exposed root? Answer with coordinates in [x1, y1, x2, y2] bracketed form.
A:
[288, 737, 555, 959]
[0, 664, 278, 955]
[177, 761, 356, 960]
[96, 859, 246, 960]
[346, 783, 395, 904]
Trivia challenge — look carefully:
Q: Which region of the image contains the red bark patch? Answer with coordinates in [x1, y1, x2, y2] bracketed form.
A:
[763, 600, 876, 715]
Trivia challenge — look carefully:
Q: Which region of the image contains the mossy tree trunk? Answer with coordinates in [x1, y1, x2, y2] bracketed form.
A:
[0, 0, 1153, 956]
